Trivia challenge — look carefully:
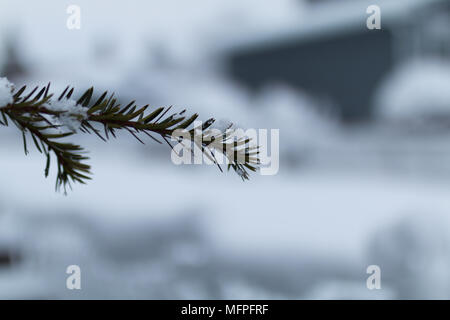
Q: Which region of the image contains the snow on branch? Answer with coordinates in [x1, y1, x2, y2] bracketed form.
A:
[0, 78, 260, 193]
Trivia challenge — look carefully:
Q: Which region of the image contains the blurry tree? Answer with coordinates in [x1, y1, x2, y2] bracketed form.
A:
[0, 37, 27, 79]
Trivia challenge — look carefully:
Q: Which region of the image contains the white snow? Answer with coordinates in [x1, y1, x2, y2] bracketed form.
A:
[45, 98, 88, 132]
[375, 59, 450, 123]
[0, 77, 14, 106]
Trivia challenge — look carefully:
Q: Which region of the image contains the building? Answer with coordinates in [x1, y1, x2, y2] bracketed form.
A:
[227, 0, 450, 122]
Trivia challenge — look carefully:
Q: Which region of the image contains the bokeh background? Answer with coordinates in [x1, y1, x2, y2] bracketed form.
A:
[1, 0, 450, 299]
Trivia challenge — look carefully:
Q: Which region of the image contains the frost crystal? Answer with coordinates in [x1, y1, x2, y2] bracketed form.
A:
[0, 77, 14, 107]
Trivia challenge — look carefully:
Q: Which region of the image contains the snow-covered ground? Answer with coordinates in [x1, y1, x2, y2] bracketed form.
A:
[1, 0, 450, 299]
[2, 132, 450, 299]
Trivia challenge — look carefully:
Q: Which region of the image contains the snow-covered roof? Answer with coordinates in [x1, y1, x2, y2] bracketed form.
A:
[375, 59, 450, 122]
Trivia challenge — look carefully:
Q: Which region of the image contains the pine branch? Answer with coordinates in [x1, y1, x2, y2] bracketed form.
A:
[0, 82, 260, 193]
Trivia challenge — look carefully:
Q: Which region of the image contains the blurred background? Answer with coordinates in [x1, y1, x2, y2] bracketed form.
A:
[1, 0, 450, 299]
